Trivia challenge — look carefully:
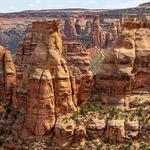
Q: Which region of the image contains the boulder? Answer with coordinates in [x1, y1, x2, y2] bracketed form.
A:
[106, 120, 125, 143]
[54, 115, 76, 147]
[125, 120, 139, 139]
[73, 124, 86, 146]
[87, 119, 106, 139]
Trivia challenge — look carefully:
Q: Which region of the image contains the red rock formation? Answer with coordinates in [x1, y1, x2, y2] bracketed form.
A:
[64, 17, 77, 41]
[15, 18, 93, 108]
[90, 16, 106, 48]
[94, 21, 150, 107]
[106, 22, 118, 47]
[63, 42, 92, 83]
[54, 115, 76, 147]
[15, 21, 63, 81]
[15, 30, 38, 81]
[0, 45, 16, 101]
[63, 42, 93, 105]
[75, 18, 86, 35]
[13, 21, 78, 137]
[134, 27, 150, 90]
[106, 120, 125, 143]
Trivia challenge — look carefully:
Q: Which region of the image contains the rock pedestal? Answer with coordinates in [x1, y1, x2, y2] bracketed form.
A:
[64, 17, 77, 41]
[90, 16, 106, 48]
[75, 18, 86, 35]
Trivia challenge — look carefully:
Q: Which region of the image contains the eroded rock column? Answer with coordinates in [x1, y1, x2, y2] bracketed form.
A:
[0, 45, 16, 101]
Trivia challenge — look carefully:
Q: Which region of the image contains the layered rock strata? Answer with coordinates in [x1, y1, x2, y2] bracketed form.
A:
[64, 17, 77, 41]
[75, 18, 86, 35]
[63, 42, 92, 83]
[90, 16, 106, 48]
[15, 19, 93, 108]
[106, 22, 118, 47]
[94, 21, 150, 107]
[15, 30, 39, 81]
[13, 21, 78, 137]
[63, 42, 93, 104]
[0, 45, 16, 101]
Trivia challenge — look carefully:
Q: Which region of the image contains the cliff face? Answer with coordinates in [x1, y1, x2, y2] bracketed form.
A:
[134, 27, 150, 90]
[75, 18, 87, 35]
[63, 42, 92, 82]
[0, 45, 16, 101]
[63, 42, 93, 104]
[15, 29, 41, 79]
[94, 21, 150, 107]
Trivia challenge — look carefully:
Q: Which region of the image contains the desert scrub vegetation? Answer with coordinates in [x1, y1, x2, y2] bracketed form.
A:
[137, 108, 150, 123]
[84, 140, 104, 150]
[130, 96, 150, 108]
[70, 103, 149, 122]
[70, 102, 107, 122]
[139, 142, 150, 150]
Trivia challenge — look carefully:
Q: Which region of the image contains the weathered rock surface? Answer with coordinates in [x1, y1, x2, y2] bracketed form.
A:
[63, 42, 93, 104]
[13, 21, 77, 137]
[53, 115, 76, 147]
[64, 17, 77, 41]
[0, 45, 16, 101]
[15, 28, 43, 81]
[94, 21, 150, 107]
[75, 18, 87, 35]
[63, 42, 92, 83]
[90, 16, 106, 48]
[106, 22, 118, 47]
[87, 119, 106, 139]
[125, 120, 139, 139]
[106, 120, 125, 143]
[73, 124, 86, 146]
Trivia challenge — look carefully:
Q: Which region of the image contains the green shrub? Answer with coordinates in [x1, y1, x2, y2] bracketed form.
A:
[71, 111, 80, 122]
[109, 107, 120, 119]
[80, 103, 97, 116]
[139, 143, 150, 150]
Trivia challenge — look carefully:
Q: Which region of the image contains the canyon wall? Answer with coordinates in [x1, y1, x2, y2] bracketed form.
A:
[94, 21, 150, 107]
